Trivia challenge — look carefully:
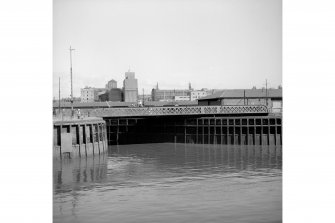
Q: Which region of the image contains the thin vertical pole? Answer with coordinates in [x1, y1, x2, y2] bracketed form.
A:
[69, 46, 75, 117]
[58, 77, 61, 116]
[265, 79, 268, 107]
[244, 90, 246, 105]
[142, 88, 144, 106]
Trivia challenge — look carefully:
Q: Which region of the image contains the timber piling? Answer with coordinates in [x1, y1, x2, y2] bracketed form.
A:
[53, 117, 108, 159]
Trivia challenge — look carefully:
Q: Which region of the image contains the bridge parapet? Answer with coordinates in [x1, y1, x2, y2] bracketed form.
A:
[91, 105, 268, 118]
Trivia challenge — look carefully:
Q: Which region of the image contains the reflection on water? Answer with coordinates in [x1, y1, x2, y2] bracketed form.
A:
[54, 143, 282, 223]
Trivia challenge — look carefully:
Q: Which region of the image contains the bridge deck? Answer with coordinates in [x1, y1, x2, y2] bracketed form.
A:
[92, 105, 268, 117]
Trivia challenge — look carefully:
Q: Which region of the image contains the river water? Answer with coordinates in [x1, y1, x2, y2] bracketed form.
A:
[53, 143, 282, 223]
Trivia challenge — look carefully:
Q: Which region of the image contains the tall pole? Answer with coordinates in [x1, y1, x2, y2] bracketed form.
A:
[58, 77, 61, 116]
[265, 79, 268, 106]
[142, 88, 144, 106]
[69, 46, 75, 117]
[244, 90, 246, 105]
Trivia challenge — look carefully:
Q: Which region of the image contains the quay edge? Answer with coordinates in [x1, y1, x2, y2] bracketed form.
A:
[53, 117, 108, 159]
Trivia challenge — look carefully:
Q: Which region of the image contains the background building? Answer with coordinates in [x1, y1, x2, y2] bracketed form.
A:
[98, 88, 123, 102]
[108, 88, 123, 101]
[106, 79, 117, 90]
[190, 90, 208, 101]
[174, 95, 190, 101]
[98, 91, 109, 102]
[137, 94, 152, 102]
[197, 88, 282, 113]
[80, 87, 106, 103]
[151, 89, 190, 101]
[123, 70, 138, 102]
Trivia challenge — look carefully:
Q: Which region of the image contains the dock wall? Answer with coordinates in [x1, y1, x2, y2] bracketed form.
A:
[53, 118, 108, 159]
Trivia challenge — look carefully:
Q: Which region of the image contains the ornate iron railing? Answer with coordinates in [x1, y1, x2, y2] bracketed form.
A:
[91, 105, 268, 117]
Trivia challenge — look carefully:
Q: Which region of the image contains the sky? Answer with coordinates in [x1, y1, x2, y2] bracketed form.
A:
[53, 0, 282, 98]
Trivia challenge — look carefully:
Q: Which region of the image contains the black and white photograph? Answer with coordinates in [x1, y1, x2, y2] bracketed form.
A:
[3, 0, 335, 223]
[52, 0, 282, 222]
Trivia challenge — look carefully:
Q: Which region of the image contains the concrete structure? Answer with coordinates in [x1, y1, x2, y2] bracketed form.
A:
[106, 79, 117, 90]
[81, 87, 106, 103]
[198, 89, 282, 113]
[190, 90, 208, 101]
[123, 71, 138, 102]
[53, 117, 108, 159]
[174, 95, 190, 101]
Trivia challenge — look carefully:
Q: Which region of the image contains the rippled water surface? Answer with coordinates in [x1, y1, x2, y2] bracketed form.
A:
[53, 143, 282, 223]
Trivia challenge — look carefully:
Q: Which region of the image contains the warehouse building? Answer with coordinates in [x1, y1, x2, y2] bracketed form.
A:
[197, 89, 282, 113]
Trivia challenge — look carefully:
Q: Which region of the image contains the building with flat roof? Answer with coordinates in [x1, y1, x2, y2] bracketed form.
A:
[151, 89, 190, 101]
[197, 88, 282, 113]
[123, 70, 138, 102]
[80, 87, 106, 103]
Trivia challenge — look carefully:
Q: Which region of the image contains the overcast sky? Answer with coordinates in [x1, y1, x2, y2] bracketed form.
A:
[53, 0, 281, 98]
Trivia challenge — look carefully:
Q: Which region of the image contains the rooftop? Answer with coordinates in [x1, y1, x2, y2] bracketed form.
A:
[198, 89, 282, 100]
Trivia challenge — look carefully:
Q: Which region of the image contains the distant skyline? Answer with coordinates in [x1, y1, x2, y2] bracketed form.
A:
[53, 0, 282, 98]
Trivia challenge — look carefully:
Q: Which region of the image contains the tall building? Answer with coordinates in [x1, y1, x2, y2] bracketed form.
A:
[123, 70, 138, 102]
[188, 82, 193, 91]
[80, 87, 106, 103]
[106, 79, 117, 90]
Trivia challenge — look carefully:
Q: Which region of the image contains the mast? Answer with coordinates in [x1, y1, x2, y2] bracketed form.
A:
[69, 46, 75, 117]
[142, 88, 144, 106]
[265, 79, 268, 106]
[58, 77, 61, 116]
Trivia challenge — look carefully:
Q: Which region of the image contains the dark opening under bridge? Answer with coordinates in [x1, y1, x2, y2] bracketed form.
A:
[88, 105, 282, 146]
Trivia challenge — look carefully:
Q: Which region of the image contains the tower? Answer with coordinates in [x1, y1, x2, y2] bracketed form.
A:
[123, 70, 138, 102]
